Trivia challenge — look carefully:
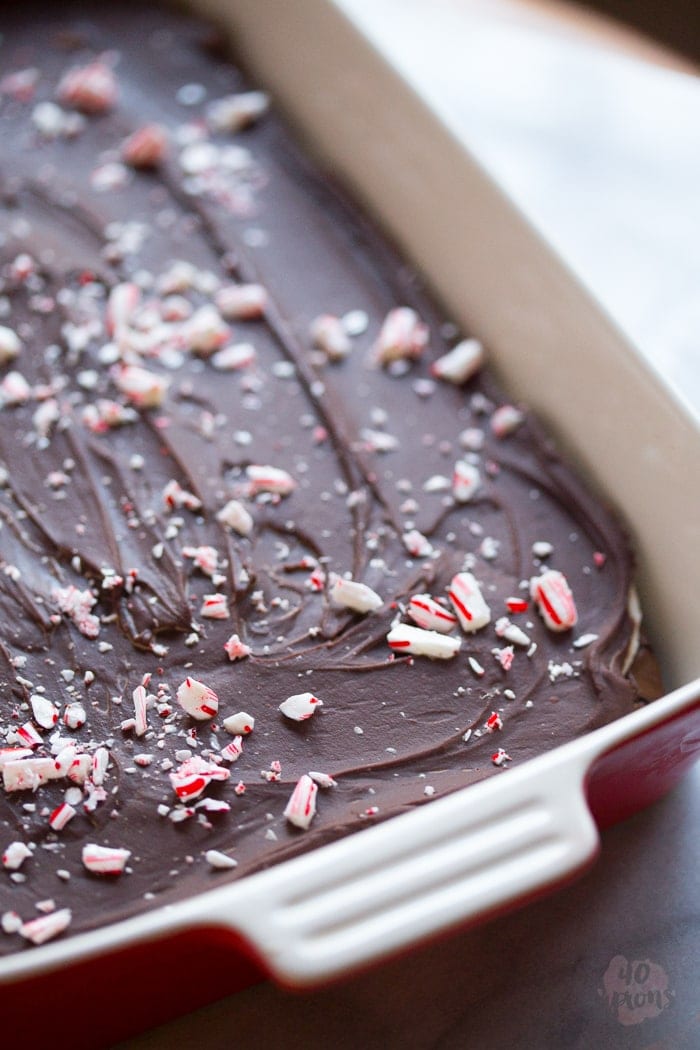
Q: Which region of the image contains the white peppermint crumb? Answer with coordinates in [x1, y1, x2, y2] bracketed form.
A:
[264, 828, 278, 841]
[342, 309, 368, 335]
[532, 540, 553, 558]
[424, 786, 436, 797]
[205, 849, 238, 870]
[573, 633, 599, 649]
[353, 726, 364, 735]
[56, 870, 71, 881]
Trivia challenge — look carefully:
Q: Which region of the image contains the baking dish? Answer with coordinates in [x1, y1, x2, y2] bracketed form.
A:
[1, 0, 698, 1042]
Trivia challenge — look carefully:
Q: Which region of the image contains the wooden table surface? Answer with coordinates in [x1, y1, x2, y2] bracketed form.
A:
[120, 4, 700, 1046]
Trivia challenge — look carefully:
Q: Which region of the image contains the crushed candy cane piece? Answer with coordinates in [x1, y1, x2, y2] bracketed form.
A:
[374, 307, 428, 364]
[246, 464, 296, 496]
[493, 645, 515, 671]
[284, 774, 318, 830]
[182, 544, 219, 577]
[48, 802, 77, 831]
[491, 404, 524, 438]
[2, 841, 32, 870]
[177, 678, 219, 720]
[532, 540, 553, 559]
[53, 584, 100, 638]
[407, 594, 458, 633]
[20, 908, 71, 945]
[57, 60, 117, 113]
[431, 338, 484, 384]
[220, 736, 243, 763]
[468, 656, 485, 676]
[216, 499, 253, 536]
[308, 771, 337, 788]
[279, 692, 322, 722]
[530, 570, 578, 632]
[452, 460, 481, 503]
[112, 363, 169, 408]
[491, 748, 511, 767]
[121, 123, 169, 168]
[223, 633, 251, 660]
[329, 574, 383, 614]
[448, 572, 491, 632]
[211, 342, 257, 371]
[17, 723, 43, 749]
[310, 314, 351, 360]
[402, 529, 434, 558]
[505, 597, 529, 614]
[30, 695, 58, 730]
[207, 90, 269, 132]
[387, 623, 461, 659]
[485, 712, 503, 732]
[215, 282, 268, 320]
[162, 478, 202, 512]
[205, 849, 238, 870]
[106, 281, 140, 335]
[573, 633, 599, 649]
[2, 911, 23, 934]
[132, 685, 149, 737]
[0, 370, 30, 403]
[223, 711, 254, 735]
[182, 304, 229, 354]
[0, 326, 21, 364]
[169, 756, 230, 802]
[82, 844, 130, 875]
[494, 617, 531, 647]
[201, 593, 230, 620]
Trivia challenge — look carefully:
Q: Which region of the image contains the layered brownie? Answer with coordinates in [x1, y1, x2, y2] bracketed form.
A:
[0, 3, 659, 951]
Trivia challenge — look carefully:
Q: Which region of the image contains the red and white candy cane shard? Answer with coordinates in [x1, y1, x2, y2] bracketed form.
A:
[211, 342, 257, 371]
[216, 499, 254, 536]
[279, 692, 323, 722]
[201, 593, 230, 620]
[505, 596, 529, 614]
[53, 584, 100, 638]
[112, 363, 169, 408]
[402, 529, 434, 558]
[306, 565, 326, 592]
[66, 753, 92, 785]
[284, 774, 318, 830]
[309, 314, 351, 361]
[0, 747, 33, 768]
[121, 122, 169, 168]
[386, 623, 461, 659]
[3, 757, 58, 792]
[308, 771, 338, 788]
[0, 370, 31, 404]
[448, 572, 491, 633]
[329, 574, 383, 614]
[491, 748, 511, 767]
[48, 802, 77, 831]
[82, 844, 131, 876]
[177, 677, 220, 721]
[246, 464, 296, 497]
[162, 478, 202, 512]
[19, 908, 72, 946]
[223, 633, 251, 661]
[57, 60, 117, 113]
[132, 684, 149, 737]
[374, 307, 429, 364]
[220, 736, 243, 763]
[196, 798, 230, 814]
[106, 281, 140, 335]
[530, 570, 578, 632]
[485, 712, 503, 732]
[91, 747, 110, 786]
[494, 616, 531, 647]
[182, 304, 230, 355]
[431, 338, 484, 385]
[207, 90, 269, 133]
[63, 702, 86, 730]
[0, 325, 21, 363]
[169, 757, 230, 801]
[17, 722, 43, 749]
[452, 459, 481, 503]
[215, 282, 268, 320]
[30, 694, 58, 729]
[407, 594, 458, 634]
[182, 544, 219, 577]
[2, 841, 32, 870]
[491, 404, 524, 438]
[223, 711, 255, 735]
[493, 645, 515, 671]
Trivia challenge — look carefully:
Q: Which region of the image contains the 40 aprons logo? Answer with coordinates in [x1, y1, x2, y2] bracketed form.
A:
[600, 955, 675, 1025]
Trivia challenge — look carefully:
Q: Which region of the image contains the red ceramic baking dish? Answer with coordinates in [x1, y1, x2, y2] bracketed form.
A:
[0, 1, 698, 1044]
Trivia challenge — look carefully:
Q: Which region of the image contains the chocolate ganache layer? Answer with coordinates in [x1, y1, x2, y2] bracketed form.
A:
[0, 3, 659, 951]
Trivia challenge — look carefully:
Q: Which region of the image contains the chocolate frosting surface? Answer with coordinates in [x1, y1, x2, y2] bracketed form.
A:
[0, 4, 657, 952]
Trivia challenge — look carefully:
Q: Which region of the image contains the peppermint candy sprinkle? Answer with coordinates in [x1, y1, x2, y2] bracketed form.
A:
[57, 60, 117, 114]
[216, 499, 254, 536]
[201, 593, 230, 620]
[223, 711, 255, 734]
[310, 314, 351, 361]
[387, 623, 461, 659]
[0, 325, 22, 363]
[530, 570, 578, 632]
[20, 908, 71, 946]
[431, 337, 484, 385]
[82, 844, 131, 876]
[452, 460, 481, 503]
[329, 574, 383, 614]
[205, 849, 238, 870]
[215, 283, 268, 320]
[177, 677, 219, 720]
[407, 594, 458, 634]
[448, 572, 491, 632]
[121, 123, 169, 168]
[2, 841, 32, 870]
[279, 692, 323, 722]
[223, 633, 251, 660]
[246, 464, 296, 497]
[284, 774, 318, 830]
[374, 307, 428, 364]
[112, 363, 169, 408]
